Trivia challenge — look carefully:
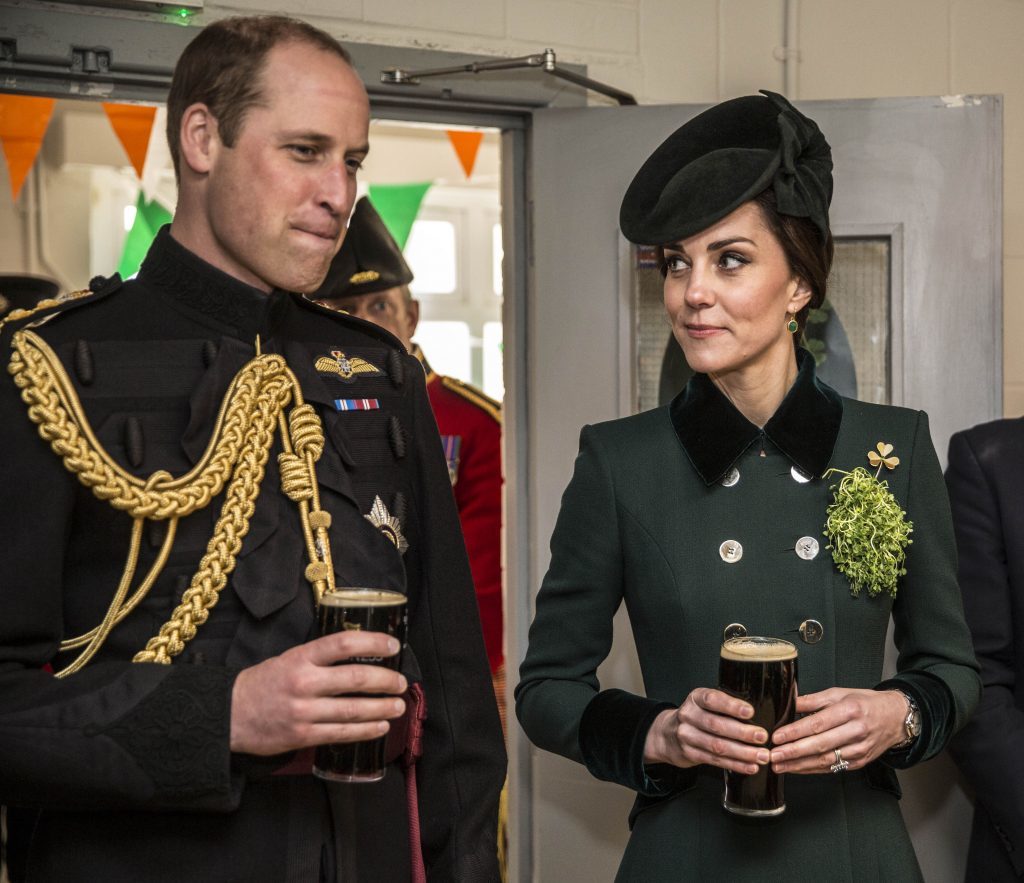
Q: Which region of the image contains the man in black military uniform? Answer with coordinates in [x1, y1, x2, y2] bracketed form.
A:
[0, 15, 504, 882]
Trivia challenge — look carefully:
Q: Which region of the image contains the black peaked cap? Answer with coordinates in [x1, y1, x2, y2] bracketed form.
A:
[0, 274, 60, 313]
[619, 90, 833, 246]
[313, 196, 414, 300]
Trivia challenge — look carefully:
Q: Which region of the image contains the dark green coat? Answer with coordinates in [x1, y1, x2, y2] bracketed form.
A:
[516, 351, 980, 882]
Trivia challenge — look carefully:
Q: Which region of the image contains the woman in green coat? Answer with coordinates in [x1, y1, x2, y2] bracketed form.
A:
[515, 92, 980, 882]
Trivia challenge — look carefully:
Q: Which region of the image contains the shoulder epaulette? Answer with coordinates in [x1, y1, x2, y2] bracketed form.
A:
[440, 375, 502, 424]
[0, 275, 123, 339]
[294, 293, 405, 351]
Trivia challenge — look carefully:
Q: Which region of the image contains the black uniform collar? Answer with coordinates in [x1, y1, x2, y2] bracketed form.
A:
[411, 344, 435, 381]
[137, 226, 289, 340]
[669, 347, 843, 485]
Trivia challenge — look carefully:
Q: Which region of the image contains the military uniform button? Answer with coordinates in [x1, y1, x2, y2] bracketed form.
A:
[719, 540, 743, 563]
[723, 622, 747, 641]
[795, 536, 819, 560]
[799, 619, 824, 644]
[721, 466, 740, 487]
[791, 465, 812, 483]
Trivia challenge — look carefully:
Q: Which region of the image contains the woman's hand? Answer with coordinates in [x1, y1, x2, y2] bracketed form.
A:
[769, 688, 908, 774]
[643, 688, 772, 774]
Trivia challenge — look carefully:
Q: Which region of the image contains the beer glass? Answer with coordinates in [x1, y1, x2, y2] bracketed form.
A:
[312, 588, 407, 783]
[718, 635, 798, 817]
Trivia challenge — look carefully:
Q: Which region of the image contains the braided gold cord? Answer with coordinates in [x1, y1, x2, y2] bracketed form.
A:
[277, 401, 336, 604]
[8, 330, 338, 671]
[0, 290, 91, 337]
[59, 517, 179, 652]
[134, 366, 289, 663]
[57, 518, 146, 678]
[10, 330, 253, 519]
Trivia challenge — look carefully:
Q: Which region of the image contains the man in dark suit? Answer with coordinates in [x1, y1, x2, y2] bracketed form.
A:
[0, 15, 503, 882]
[946, 417, 1024, 881]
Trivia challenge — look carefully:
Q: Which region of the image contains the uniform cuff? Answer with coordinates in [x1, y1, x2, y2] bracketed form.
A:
[101, 664, 241, 809]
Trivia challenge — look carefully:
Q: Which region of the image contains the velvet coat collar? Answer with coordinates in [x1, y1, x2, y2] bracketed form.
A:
[669, 347, 843, 486]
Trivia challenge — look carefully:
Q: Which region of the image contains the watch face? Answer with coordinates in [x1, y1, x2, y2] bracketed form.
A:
[906, 701, 922, 738]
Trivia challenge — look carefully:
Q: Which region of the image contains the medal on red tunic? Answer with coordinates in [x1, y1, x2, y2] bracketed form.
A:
[440, 434, 462, 486]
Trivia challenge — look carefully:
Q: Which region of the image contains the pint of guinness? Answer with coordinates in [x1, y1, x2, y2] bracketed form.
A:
[312, 588, 407, 783]
[718, 636, 798, 817]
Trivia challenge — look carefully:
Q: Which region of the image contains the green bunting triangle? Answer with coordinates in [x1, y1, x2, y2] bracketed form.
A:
[117, 194, 172, 279]
[367, 182, 432, 251]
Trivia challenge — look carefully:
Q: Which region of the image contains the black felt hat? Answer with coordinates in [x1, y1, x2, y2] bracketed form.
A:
[313, 196, 413, 300]
[0, 274, 60, 315]
[619, 90, 833, 246]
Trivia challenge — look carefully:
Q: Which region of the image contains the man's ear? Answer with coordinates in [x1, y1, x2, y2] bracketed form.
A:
[178, 103, 219, 175]
[406, 298, 420, 340]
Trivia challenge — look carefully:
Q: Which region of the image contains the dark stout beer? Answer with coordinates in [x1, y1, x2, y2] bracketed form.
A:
[718, 636, 798, 816]
[312, 588, 407, 783]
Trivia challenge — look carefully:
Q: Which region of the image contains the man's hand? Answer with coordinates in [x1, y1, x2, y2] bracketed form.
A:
[230, 631, 407, 756]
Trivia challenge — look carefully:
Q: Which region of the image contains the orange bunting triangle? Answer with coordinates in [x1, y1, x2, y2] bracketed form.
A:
[446, 130, 484, 180]
[0, 95, 56, 201]
[103, 103, 158, 178]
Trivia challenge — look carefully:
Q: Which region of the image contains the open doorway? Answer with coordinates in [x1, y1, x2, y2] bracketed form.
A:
[361, 121, 505, 399]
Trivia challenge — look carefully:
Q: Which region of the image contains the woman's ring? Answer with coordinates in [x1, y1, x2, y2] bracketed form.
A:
[830, 747, 849, 774]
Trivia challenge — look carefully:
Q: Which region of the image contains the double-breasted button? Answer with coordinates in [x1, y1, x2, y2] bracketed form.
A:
[719, 540, 743, 563]
[795, 536, 819, 560]
[791, 465, 812, 484]
[721, 466, 740, 487]
[799, 619, 824, 644]
[723, 622, 747, 641]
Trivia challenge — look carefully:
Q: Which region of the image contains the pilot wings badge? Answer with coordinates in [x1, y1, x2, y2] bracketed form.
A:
[314, 349, 383, 383]
[365, 495, 409, 555]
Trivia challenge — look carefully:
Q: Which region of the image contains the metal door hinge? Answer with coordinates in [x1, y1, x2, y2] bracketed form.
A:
[71, 47, 112, 75]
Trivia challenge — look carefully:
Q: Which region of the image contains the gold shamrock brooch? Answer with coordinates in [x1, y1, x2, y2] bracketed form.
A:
[867, 442, 900, 472]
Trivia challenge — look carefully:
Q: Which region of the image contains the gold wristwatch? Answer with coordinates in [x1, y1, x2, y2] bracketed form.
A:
[891, 690, 921, 749]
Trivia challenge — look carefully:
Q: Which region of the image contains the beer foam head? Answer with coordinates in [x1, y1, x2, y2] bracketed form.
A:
[720, 636, 797, 662]
[321, 589, 407, 608]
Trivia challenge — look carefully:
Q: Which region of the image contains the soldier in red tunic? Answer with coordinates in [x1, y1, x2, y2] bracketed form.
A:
[312, 198, 505, 721]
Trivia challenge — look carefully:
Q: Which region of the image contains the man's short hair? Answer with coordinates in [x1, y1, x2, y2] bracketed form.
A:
[166, 15, 352, 178]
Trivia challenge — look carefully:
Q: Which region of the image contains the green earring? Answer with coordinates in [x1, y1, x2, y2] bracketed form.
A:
[786, 315, 799, 334]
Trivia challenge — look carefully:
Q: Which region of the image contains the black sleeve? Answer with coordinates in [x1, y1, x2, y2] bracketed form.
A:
[403, 361, 506, 881]
[945, 428, 1024, 869]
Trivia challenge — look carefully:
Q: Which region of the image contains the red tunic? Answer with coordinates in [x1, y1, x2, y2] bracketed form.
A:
[421, 352, 504, 673]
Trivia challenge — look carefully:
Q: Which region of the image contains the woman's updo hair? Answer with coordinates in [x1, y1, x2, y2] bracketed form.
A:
[752, 187, 834, 336]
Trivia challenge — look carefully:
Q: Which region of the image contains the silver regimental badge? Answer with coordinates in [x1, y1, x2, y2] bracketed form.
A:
[314, 349, 383, 382]
[365, 495, 409, 554]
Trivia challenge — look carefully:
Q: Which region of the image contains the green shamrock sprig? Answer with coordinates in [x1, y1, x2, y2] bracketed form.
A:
[823, 443, 913, 598]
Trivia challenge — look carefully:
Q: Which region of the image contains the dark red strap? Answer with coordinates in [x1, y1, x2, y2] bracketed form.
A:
[402, 683, 428, 883]
[268, 683, 429, 883]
